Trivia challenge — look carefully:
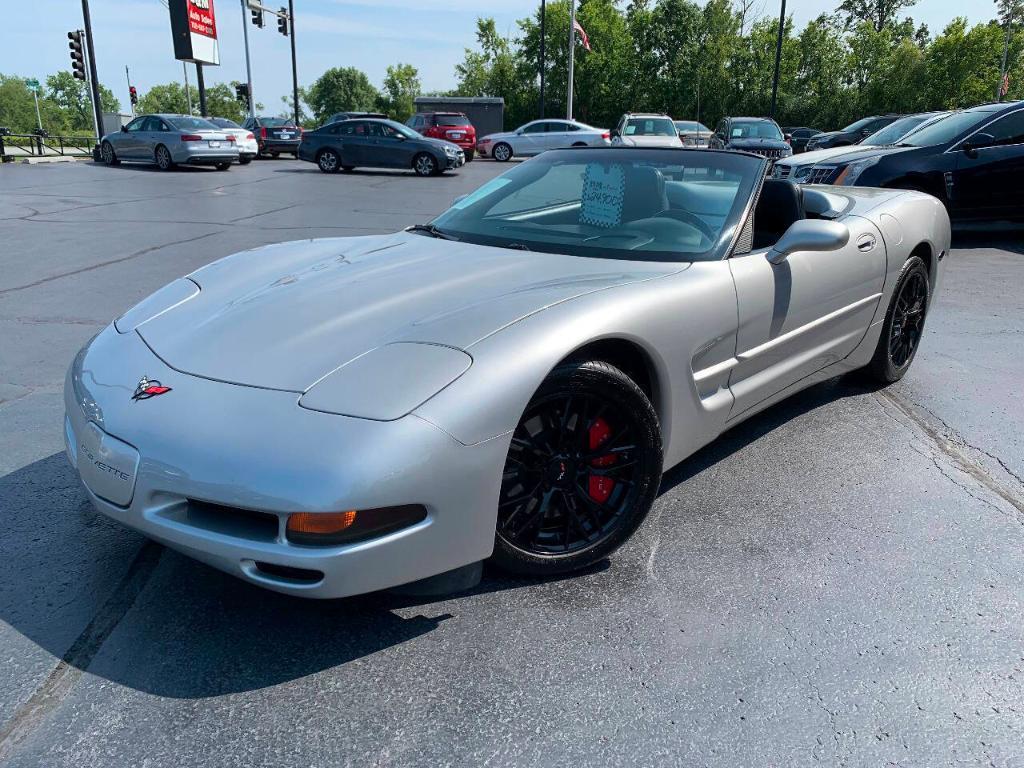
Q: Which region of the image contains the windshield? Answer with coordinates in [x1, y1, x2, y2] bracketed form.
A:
[167, 116, 220, 131]
[430, 150, 762, 262]
[625, 118, 676, 136]
[436, 114, 470, 126]
[674, 121, 710, 133]
[730, 121, 783, 140]
[380, 120, 420, 139]
[210, 118, 241, 129]
[898, 110, 984, 147]
[862, 115, 929, 146]
[261, 117, 296, 127]
[841, 117, 876, 133]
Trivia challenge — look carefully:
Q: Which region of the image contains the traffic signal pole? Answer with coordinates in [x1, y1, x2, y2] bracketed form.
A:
[241, 0, 255, 118]
[81, 0, 105, 143]
[288, 0, 299, 124]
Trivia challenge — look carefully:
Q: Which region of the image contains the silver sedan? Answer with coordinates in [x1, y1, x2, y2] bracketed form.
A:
[478, 119, 609, 161]
[65, 148, 949, 598]
[99, 114, 240, 171]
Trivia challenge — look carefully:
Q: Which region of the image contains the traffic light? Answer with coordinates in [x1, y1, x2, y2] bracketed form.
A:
[250, 6, 264, 27]
[129, 86, 138, 106]
[235, 83, 250, 109]
[68, 31, 86, 81]
[277, 8, 288, 36]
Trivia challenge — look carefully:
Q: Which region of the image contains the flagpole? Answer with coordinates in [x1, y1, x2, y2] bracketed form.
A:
[566, 0, 575, 120]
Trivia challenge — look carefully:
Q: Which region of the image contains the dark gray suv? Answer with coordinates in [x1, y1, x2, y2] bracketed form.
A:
[298, 118, 464, 176]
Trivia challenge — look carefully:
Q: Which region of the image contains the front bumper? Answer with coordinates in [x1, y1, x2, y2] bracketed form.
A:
[445, 152, 465, 169]
[64, 326, 504, 598]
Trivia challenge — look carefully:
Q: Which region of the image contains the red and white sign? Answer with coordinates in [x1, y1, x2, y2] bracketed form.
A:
[188, 0, 218, 38]
[169, 0, 220, 65]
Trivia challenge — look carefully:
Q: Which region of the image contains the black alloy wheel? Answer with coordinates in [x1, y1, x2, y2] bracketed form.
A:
[492, 360, 662, 576]
[867, 255, 930, 383]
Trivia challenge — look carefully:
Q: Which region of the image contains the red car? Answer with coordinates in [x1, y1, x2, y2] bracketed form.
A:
[406, 112, 477, 161]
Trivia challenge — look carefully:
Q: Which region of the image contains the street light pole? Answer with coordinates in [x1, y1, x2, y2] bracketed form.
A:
[196, 63, 207, 116]
[769, 0, 786, 119]
[538, 0, 546, 119]
[289, 0, 299, 124]
[240, 0, 255, 118]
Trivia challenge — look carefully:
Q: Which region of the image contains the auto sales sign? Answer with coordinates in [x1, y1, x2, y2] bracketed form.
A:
[169, 0, 220, 65]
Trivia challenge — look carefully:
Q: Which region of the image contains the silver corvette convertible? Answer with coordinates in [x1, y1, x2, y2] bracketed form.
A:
[65, 148, 949, 598]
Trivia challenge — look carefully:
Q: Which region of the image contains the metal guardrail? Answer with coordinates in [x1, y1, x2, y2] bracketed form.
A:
[0, 130, 98, 161]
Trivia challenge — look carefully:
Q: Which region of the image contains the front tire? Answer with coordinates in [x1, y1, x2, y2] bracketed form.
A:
[492, 360, 663, 576]
[413, 153, 437, 177]
[317, 149, 341, 174]
[865, 255, 931, 383]
[100, 141, 119, 166]
[238, 156, 253, 165]
[154, 144, 174, 171]
[492, 142, 512, 162]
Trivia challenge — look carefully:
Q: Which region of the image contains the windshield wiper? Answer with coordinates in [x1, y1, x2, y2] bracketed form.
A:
[503, 242, 532, 251]
[406, 224, 459, 241]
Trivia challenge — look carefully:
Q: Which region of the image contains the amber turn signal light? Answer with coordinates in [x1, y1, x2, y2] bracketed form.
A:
[285, 505, 427, 546]
[287, 510, 357, 537]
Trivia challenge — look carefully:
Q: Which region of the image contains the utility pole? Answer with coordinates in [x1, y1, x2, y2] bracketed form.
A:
[769, 0, 786, 119]
[183, 62, 193, 114]
[241, 0, 256, 118]
[538, 0, 546, 119]
[288, 0, 299, 124]
[997, 5, 1015, 101]
[80, 0, 104, 144]
[196, 63, 207, 116]
[566, 0, 575, 120]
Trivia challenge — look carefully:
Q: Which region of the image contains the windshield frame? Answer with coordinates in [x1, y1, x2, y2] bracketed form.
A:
[428, 148, 766, 263]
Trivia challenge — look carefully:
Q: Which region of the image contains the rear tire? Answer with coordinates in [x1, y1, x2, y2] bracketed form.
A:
[465, 149, 475, 162]
[491, 360, 663, 577]
[270, 151, 280, 158]
[492, 142, 512, 162]
[100, 141, 119, 166]
[154, 144, 174, 171]
[238, 156, 253, 165]
[215, 162, 231, 171]
[864, 256, 930, 384]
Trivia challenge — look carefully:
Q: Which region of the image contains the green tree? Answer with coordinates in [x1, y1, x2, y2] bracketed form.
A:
[137, 82, 191, 115]
[926, 17, 1015, 106]
[838, 0, 918, 32]
[378, 63, 421, 122]
[203, 82, 246, 122]
[305, 67, 379, 124]
[46, 70, 119, 131]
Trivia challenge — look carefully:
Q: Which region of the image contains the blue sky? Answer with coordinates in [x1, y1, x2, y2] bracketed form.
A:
[1, 0, 1001, 115]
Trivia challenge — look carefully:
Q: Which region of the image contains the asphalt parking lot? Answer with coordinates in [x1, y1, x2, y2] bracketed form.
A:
[1, 157, 1022, 767]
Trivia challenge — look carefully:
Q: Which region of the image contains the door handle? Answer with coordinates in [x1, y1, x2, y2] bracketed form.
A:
[856, 233, 876, 252]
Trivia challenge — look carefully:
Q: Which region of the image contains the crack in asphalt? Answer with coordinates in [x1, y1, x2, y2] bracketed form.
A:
[876, 390, 1024, 520]
[0, 542, 163, 763]
[0, 231, 222, 297]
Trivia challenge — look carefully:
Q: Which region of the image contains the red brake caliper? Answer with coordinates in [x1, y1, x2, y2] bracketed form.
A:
[588, 417, 617, 503]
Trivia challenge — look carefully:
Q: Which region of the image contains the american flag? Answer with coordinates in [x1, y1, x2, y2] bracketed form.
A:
[573, 19, 591, 51]
[1000, 72, 1010, 97]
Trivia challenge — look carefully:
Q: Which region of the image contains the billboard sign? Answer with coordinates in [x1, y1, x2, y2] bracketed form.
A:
[169, 0, 220, 65]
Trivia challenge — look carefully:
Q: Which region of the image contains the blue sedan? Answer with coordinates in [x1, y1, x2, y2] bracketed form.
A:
[298, 118, 464, 176]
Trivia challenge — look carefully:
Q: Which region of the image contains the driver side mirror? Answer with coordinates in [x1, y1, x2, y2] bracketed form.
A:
[962, 132, 994, 158]
[767, 220, 850, 265]
[610, 129, 620, 138]
[120, 125, 128, 133]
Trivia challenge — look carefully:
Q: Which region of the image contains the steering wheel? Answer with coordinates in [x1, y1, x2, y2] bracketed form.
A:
[656, 210, 717, 245]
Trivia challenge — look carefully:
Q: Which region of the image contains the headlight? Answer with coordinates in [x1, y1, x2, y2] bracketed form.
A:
[114, 278, 199, 334]
[299, 342, 471, 421]
[792, 165, 813, 182]
[444, 145, 457, 155]
[834, 155, 881, 186]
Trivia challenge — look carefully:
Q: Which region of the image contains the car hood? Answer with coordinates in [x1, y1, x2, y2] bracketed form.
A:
[809, 130, 841, 142]
[824, 145, 915, 164]
[618, 135, 682, 147]
[135, 232, 680, 392]
[776, 144, 877, 167]
[727, 138, 789, 151]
